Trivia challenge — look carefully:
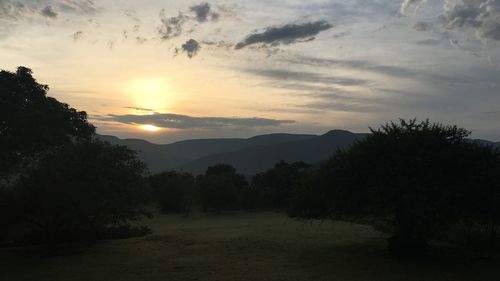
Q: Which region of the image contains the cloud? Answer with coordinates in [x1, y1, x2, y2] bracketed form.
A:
[125, 107, 154, 112]
[72, 30, 83, 41]
[235, 21, 333, 49]
[243, 68, 368, 86]
[413, 21, 430, 31]
[158, 3, 222, 40]
[400, 0, 427, 15]
[158, 10, 187, 40]
[181, 39, 201, 58]
[58, 0, 97, 14]
[1, 0, 96, 22]
[41, 5, 58, 18]
[97, 113, 295, 129]
[190, 2, 218, 22]
[439, 0, 500, 41]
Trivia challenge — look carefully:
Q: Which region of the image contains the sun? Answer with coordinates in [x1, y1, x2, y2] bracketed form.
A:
[140, 124, 161, 132]
[127, 78, 173, 112]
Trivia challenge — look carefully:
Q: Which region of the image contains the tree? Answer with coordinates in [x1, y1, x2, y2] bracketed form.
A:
[151, 171, 195, 214]
[290, 119, 500, 257]
[251, 161, 310, 209]
[0, 67, 95, 182]
[197, 164, 247, 212]
[14, 140, 150, 252]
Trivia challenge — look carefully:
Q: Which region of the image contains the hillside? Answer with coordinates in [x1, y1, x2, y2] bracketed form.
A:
[180, 130, 366, 175]
[99, 132, 497, 175]
[97, 133, 316, 173]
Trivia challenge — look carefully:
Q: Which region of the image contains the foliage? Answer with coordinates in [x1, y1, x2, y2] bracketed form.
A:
[12, 140, 150, 251]
[250, 161, 310, 209]
[290, 119, 500, 257]
[0, 67, 95, 179]
[150, 171, 195, 214]
[197, 164, 248, 212]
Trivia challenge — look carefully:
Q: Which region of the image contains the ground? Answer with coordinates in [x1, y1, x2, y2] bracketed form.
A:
[1, 211, 500, 281]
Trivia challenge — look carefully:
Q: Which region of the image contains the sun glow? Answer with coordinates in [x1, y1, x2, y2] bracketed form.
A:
[127, 78, 173, 112]
[140, 124, 161, 132]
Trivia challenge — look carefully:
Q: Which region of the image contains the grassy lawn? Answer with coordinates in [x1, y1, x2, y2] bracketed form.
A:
[1, 211, 500, 281]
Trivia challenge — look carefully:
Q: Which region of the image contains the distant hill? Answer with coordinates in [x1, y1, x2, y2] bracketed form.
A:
[97, 133, 316, 173]
[98, 132, 498, 175]
[180, 130, 367, 175]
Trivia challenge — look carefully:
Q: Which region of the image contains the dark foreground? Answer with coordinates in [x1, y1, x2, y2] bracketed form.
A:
[1, 212, 500, 281]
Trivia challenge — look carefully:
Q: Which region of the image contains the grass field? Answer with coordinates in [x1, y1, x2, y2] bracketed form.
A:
[1, 211, 500, 281]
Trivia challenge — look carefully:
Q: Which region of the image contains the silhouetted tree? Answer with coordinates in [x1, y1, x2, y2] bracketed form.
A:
[251, 161, 310, 209]
[197, 164, 247, 212]
[151, 171, 195, 214]
[14, 140, 149, 252]
[0, 67, 95, 181]
[290, 119, 500, 257]
[1, 66, 96, 246]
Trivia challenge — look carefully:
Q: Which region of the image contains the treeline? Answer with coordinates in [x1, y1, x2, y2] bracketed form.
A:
[150, 161, 310, 214]
[149, 119, 500, 258]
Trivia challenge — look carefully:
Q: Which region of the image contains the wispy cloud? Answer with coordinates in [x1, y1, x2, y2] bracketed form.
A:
[235, 21, 333, 49]
[97, 113, 295, 129]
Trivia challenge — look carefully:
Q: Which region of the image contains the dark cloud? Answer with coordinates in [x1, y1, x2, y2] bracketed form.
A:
[158, 3, 221, 40]
[416, 38, 442, 45]
[190, 2, 218, 22]
[125, 107, 154, 112]
[235, 21, 333, 49]
[158, 10, 187, 40]
[181, 39, 201, 58]
[97, 113, 295, 129]
[413, 21, 430, 31]
[41, 5, 57, 18]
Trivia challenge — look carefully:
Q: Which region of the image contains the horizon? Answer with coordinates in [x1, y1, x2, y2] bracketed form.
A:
[2, 0, 500, 143]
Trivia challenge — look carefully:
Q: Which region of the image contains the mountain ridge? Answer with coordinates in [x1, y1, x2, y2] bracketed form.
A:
[97, 132, 499, 175]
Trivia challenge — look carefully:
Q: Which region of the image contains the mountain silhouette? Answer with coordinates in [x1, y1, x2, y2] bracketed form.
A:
[98, 131, 498, 175]
[97, 133, 316, 173]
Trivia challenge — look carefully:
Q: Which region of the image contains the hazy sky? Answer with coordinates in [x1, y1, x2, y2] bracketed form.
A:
[1, 0, 500, 143]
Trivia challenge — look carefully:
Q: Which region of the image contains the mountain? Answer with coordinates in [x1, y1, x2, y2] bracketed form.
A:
[97, 133, 316, 173]
[179, 130, 367, 175]
[99, 132, 497, 176]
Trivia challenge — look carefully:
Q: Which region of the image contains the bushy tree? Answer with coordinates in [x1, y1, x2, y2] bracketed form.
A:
[13, 140, 150, 251]
[251, 161, 310, 209]
[151, 171, 195, 214]
[197, 164, 247, 212]
[0, 67, 152, 251]
[0, 67, 95, 180]
[290, 119, 500, 257]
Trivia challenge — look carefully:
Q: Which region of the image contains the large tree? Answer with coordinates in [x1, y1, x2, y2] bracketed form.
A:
[1, 67, 151, 251]
[197, 164, 247, 212]
[251, 161, 310, 209]
[14, 140, 149, 251]
[151, 171, 195, 214]
[0, 67, 95, 181]
[290, 119, 500, 257]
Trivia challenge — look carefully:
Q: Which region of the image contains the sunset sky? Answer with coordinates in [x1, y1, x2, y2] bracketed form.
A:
[1, 0, 500, 143]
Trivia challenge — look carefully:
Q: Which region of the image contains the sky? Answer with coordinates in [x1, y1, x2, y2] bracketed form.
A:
[1, 0, 500, 143]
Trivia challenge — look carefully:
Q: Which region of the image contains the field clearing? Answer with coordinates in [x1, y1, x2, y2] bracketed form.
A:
[1, 211, 500, 281]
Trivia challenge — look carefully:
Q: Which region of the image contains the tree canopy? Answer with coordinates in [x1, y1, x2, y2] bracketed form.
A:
[0, 67, 95, 179]
[290, 119, 500, 257]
